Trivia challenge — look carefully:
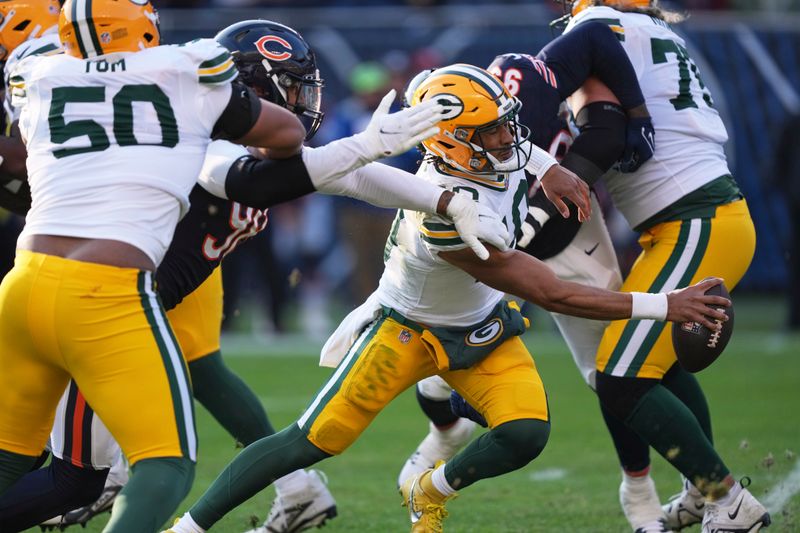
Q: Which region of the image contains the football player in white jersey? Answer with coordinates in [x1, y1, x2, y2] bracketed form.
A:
[0, 2, 451, 531]
[0, 0, 60, 209]
[557, 2, 769, 532]
[166, 64, 730, 533]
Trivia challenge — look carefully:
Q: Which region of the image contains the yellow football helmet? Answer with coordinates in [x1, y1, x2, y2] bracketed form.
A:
[0, 0, 60, 61]
[568, 0, 651, 17]
[59, 0, 160, 59]
[411, 64, 531, 175]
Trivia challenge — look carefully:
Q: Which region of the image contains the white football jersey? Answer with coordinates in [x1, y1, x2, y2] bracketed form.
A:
[377, 162, 528, 327]
[565, 7, 731, 228]
[11, 39, 237, 265]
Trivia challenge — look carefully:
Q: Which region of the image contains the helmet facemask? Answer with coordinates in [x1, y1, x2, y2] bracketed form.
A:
[441, 96, 532, 176]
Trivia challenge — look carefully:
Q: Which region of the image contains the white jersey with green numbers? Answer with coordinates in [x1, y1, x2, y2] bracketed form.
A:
[11, 39, 238, 266]
[376, 161, 528, 327]
[565, 6, 731, 229]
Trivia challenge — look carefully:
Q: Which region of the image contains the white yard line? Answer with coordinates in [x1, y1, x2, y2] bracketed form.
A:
[763, 460, 800, 515]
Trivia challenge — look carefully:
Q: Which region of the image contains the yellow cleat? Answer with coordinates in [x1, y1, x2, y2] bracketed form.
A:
[399, 463, 457, 533]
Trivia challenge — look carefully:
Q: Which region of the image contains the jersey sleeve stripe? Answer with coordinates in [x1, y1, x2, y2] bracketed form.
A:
[420, 220, 458, 237]
[8, 76, 25, 89]
[29, 43, 60, 57]
[420, 234, 464, 246]
[198, 58, 237, 84]
[199, 64, 238, 85]
[198, 52, 233, 70]
[198, 57, 235, 77]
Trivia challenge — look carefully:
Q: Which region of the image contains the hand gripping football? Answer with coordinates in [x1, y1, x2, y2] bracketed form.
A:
[671, 279, 734, 373]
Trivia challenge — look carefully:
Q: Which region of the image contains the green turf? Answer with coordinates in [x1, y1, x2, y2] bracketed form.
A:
[25, 299, 800, 532]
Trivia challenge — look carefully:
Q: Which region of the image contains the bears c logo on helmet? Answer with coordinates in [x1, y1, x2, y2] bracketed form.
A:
[255, 35, 293, 62]
[435, 94, 464, 120]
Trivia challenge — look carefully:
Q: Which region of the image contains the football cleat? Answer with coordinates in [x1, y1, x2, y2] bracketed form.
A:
[400, 463, 456, 533]
[663, 478, 706, 530]
[397, 418, 476, 488]
[701, 482, 771, 533]
[38, 515, 64, 531]
[58, 483, 124, 528]
[247, 470, 337, 533]
[620, 475, 669, 532]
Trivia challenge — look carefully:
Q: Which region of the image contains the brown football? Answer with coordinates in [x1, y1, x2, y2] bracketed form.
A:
[671, 280, 734, 373]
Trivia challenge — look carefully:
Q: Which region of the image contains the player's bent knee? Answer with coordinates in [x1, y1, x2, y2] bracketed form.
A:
[595, 372, 659, 422]
[131, 457, 196, 500]
[492, 418, 551, 468]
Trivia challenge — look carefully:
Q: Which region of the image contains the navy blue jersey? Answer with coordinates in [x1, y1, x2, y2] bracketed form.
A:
[156, 185, 268, 311]
[488, 54, 581, 260]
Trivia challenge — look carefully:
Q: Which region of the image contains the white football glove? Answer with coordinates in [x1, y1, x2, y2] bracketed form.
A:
[516, 205, 552, 248]
[356, 89, 443, 159]
[446, 191, 511, 260]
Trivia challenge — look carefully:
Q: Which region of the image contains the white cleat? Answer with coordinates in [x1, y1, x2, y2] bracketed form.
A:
[701, 484, 770, 533]
[663, 478, 706, 530]
[621, 475, 671, 532]
[397, 418, 476, 488]
[38, 515, 64, 531]
[246, 470, 337, 533]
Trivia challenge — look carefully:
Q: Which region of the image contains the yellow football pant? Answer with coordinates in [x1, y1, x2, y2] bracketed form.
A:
[0, 251, 196, 465]
[597, 200, 756, 379]
[298, 313, 548, 455]
[167, 267, 223, 363]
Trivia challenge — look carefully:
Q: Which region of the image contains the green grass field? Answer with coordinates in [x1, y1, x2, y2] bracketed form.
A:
[25, 296, 800, 532]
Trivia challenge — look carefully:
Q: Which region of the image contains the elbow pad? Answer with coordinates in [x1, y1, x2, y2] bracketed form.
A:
[563, 101, 627, 184]
[225, 153, 315, 209]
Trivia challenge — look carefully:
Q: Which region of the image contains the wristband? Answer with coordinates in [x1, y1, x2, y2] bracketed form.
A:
[630, 292, 668, 321]
[523, 140, 559, 179]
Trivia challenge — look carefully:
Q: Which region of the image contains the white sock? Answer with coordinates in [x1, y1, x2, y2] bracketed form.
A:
[430, 464, 456, 497]
[274, 469, 310, 496]
[713, 481, 742, 506]
[622, 470, 652, 487]
[170, 512, 205, 533]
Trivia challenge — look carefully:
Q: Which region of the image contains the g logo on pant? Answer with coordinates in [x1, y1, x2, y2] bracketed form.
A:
[466, 319, 503, 347]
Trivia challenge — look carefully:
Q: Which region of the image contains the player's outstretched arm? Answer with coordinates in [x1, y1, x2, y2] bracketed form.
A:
[234, 98, 306, 157]
[439, 246, 729, 329]
[301, 89, 442, 186]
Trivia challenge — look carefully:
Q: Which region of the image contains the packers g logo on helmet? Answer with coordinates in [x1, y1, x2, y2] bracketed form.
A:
[435, 94, 464, 120]
[411, 63, 531, 176]
[0, 0, 60, 61]
[59, 0, 160, 59]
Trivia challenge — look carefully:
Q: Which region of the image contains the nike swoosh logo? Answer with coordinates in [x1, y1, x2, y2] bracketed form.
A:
[728, 496, 744, 520]
[379, 128, 402, 135]
[584, 243, 599, 256]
